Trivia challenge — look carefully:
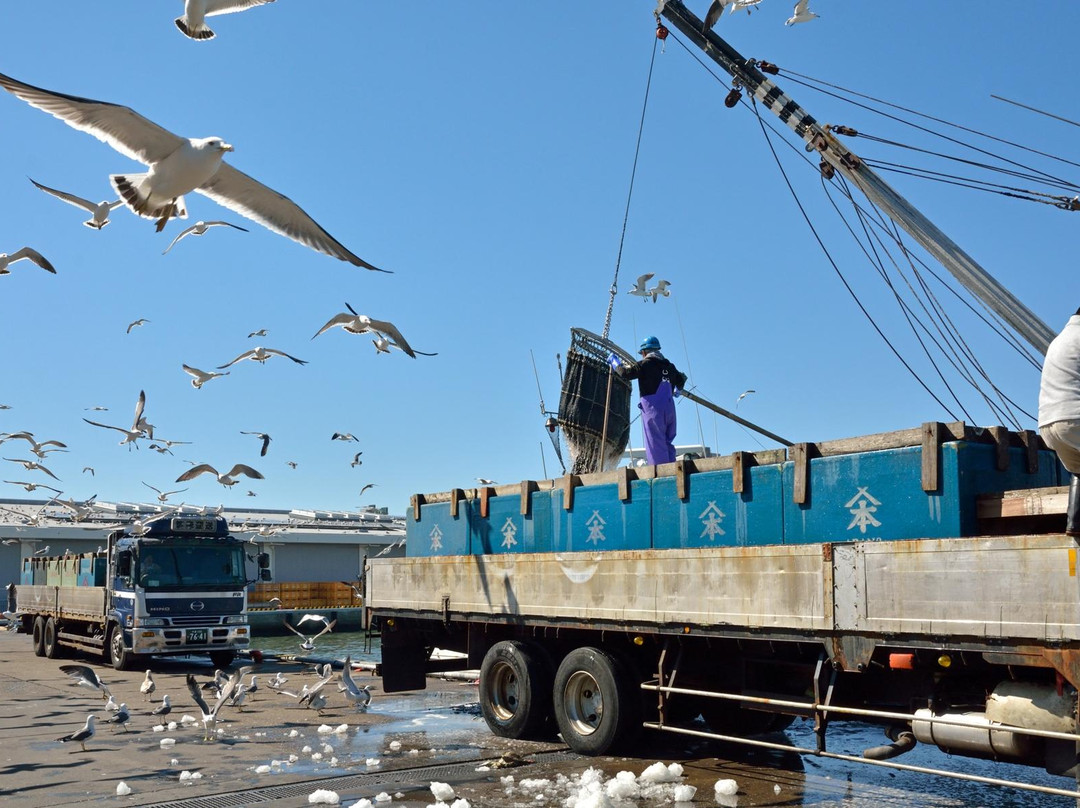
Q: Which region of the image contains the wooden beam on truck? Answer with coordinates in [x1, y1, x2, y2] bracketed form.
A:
[450, 488, 463, 518]
[1019, 430, 1040, 474]
[520, 480, 538, 516]
[977, 486, 1068, 519]
[988, 426, 1011, 471]
[921, 422, 944, 493]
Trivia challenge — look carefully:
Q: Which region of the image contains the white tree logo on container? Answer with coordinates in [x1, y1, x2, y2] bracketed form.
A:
[699, 501, 726, 540]
[845, 486, 882, 534]
[501, 517, 518, 549]
[429, 524, 443, 551]
[585, 511, 607, 545]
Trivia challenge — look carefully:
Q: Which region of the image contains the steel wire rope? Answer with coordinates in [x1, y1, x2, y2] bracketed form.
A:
[860, 161, 1072, 207]
[775, 68, 1080, 179]
[824, 175, 1026, 427]
[601, 31, 660, 341]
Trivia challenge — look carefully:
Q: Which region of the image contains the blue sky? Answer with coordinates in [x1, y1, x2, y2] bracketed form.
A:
[0, 1, 1075, 516]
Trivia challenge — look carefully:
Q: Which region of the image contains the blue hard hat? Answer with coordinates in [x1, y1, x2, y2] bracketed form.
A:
[639, 335, 660, 352]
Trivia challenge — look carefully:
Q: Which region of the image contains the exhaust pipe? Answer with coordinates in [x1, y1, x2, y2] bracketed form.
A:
[863, 725, 917, 760]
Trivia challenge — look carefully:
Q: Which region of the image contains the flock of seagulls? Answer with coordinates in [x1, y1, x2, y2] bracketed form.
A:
[627, 273, 672, 304]
[701, 0, 818, 29]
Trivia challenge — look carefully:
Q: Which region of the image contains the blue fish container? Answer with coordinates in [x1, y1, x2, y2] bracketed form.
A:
[550, 479, 653, 553]
[470, 489, 553, 555]
[783, 441, 1062, 543]
[652, 463, 785, 549]
[77, 555, 107, 587]
[407, 500, 470, 557]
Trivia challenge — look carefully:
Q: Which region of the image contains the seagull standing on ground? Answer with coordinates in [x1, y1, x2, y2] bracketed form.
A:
[163, 220, 248, 254]
[140, 669, 156, 700]
[182, 364, 230, 389]
[217, 346, 307, 368]
[56, 715, 96, 751]
[29, 177, 123, 229]
[151, 694, 172, 722]
[0, 247, 55, 275]
[105, 703, 130, 732]
[175, 0, 278, 41]
[312, 303, 426, 358]
[0, 70, 387, 270]
[176, 463, 263, 487]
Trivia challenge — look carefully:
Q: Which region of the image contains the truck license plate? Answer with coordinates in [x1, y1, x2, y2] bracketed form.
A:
[186, 629, 207, 644]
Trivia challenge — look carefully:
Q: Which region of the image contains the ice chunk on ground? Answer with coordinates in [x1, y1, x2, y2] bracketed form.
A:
[116, 782, 132, 796]
[673, 784, 697, 802]
[347, 800, 373, 808]
[714, 778, 739, 807]
[388, 740, 402, 751]
[375, 794, 392, 803]
[605, 771, 640, 800]
[318, 724, 334, 734]
[160, 738, 176, 748]
[430, 782, 456, 802]
[449, 800, 471, 808]
[639, 761, 683, 783]
[255, 765, 272, 774]
[308, 789, 340, 804]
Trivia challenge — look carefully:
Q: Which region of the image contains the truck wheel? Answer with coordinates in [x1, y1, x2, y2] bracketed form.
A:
[31, 616, 46, 657]
[553, 647, 640, 755]
[210, 651, 236, 669]
[43, 617, 62, 659]
[108, 625, 133, 671]
[479, 640, 554, 739]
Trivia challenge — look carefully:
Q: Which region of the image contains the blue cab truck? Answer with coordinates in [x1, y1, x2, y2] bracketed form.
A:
[367, 422, 1080, 797]
[15, 515, 269, 670]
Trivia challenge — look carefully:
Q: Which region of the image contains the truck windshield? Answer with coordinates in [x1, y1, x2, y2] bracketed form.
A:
[137, 544, 245, 590]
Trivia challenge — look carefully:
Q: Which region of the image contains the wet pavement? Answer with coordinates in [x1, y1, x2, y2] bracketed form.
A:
[0, 628, 1076, 807]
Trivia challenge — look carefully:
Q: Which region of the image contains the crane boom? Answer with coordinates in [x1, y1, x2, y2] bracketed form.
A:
[656, 0, 1055, 355]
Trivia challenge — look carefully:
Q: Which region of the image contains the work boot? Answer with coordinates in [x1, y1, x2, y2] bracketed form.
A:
[1068, 474, 1080, 537]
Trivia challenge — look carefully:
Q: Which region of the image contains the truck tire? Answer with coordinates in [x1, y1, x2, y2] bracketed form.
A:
[210, 650, 236, 669]
[43, 617, 62, 659]
[553, 647, 641, 755]
[31, 616, 46, 657]
[479, 640, 554, 739]
[108, 625, 134, 671]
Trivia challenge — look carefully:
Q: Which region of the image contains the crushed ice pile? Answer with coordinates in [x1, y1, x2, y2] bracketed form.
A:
[308, 789, 341, 804]
[491, 762, 719, 807]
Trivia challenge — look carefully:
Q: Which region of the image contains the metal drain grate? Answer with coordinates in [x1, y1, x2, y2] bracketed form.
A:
[131, 749, 582, 808]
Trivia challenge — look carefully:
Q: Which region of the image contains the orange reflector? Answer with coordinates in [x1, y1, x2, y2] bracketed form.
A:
[888, 653, 915, 670]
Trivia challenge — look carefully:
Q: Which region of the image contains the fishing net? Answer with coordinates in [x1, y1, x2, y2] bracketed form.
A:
[557, 328, 636, 474]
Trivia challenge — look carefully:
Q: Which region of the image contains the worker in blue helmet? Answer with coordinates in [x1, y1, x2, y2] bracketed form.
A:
[616, 336, 688, 465]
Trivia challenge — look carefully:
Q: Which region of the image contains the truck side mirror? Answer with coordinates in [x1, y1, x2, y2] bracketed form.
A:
[116, 550, 132, 578]
[257, 553, 270, 569]
[259, 569, 272, 582]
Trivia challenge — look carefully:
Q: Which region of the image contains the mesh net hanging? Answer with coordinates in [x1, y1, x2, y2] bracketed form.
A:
[557, 328, 636, 474]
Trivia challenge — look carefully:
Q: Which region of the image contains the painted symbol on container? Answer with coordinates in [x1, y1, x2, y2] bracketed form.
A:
[845, 486, 882, 534]
[429, 524, 443, 551]
[585, 511, 607, 545]
[699, 501, 726, 540]
[500, 518, 518, 549]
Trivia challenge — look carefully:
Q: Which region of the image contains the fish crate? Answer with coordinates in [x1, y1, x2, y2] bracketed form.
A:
[20, 557, 47, 585]
[76, 554, 106, 587]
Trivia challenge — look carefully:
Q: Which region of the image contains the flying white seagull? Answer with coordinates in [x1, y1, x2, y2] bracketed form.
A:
[648, 279, 671, 302]
[786, 0, 819, 25]
[82, 390, 150, 447]
[126, 318, 150, 333]
[313, 302, 428, 358]
[142, 481, 188, 503]
[59, 664, 112, 699]
[29, 177, 123, 229]
[163, 220, 248, 254]
[730, 0, 764, 13]
[240, 431, 271, 456]
[0, 71, 387, 270]
[0, 247, 55, 275]
[627, 273, 654, 302]
[703, 0, 732, 30]
[283, 615, 336, 651]
[175, 0, 278, 41]
[217, 346, 307, 368]
[3, 458, 60, 480]
[247, 328, 267, 338]
[372, 334, 437, 357]
[176, 463, 264, 487]
[182, 363, 230, 389]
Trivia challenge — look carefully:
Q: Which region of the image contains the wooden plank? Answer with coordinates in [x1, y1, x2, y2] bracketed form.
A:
[520, 480, 538, 516]
[411, 494, 425, 522]
[814, 421, 966, 458]
[921, 422, 942, 493]
[450, 488, 462, 519]
[562, 474, 580, 511]
[479, 487, 494, 519]
[675, 459, 691, 501]
[988, 426, 1010, 471]
[617, 465, 631, 502]
[1019, 429, 1040, 474]
[732, 451, 752, 494]
[792, 443, 812, 505]
[977, 486, 1068, 518]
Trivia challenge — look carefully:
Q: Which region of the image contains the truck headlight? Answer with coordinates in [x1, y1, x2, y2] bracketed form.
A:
[138, 618, 167, 627]
[225, 616, 247, 625]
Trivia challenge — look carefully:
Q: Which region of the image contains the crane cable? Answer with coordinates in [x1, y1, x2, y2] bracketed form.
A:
[602, 29, 660, 340]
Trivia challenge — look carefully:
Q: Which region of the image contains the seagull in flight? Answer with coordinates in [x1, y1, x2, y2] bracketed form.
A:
[0, 247, 55, 275]
[176, 462, 264, 487]
[82, 390, 150, 447]
[162, 220, 248, 254]
[313, 303, 426, 358]
[648, 279, 671, 302]
[59, 664, 112, 699]
[0, 70, 387, 270]
[126, 318, 150, 333]
[6, 480, 62, 495]
[702, 0, 732, 30]
[283, 616, 336, 651]
[339, 655, 374, 712]
[247, 328, 267, 338]
[29, 177, 123, 229]
[175, 0, 278, 41]
[359, 483, 377, 496]
[627, 273, 654, 302]
[3, 458, 61, 480]
[736, 389, 756, 407]
[182, 363, 230, 388]
[730, 0, 764, 13]
[184, 666, 254, 741]
[331, 432, 358, 442]
[240, 431, 271, 456]
[217, 346, 307, 368]
[142, 481, 188, 503]
[1, 432, 67, 458]
[786, 0, 819, 25]
[372, 334, 437, 357]
[350, 451, 363, 467]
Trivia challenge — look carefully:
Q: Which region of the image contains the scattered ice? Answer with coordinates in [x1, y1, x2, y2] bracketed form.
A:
[167, 721, 178, 731]
[774, 783, 781, 794]
[330, 757, 339, 766]
[181, 715, 197, 726]
[430, 782, 455, 802]
[449, 800, 471, 808]
[407, 749, 419, 756]
[318, 724, 334, 734]
[255, 765, 272, 774]
[302, 745, 313, 753]
[673, 784, 697, 802]
[474, 766, 490, 772]
[334, 723, 349, 734]
[366, 758, 382, 767]
[308, 789, 340, 805]
[311, 752, 324, 761]
[639, 762, 683, 783]
[714, 778, 739, 807]
[375, 793, 392, 803]
[160, 738, 177, 748]
[348, 800, 373, 808]
[605, 771, 640, 800]
[116, 782, 131, 796]
[388, 740, 402, 751]
[152, 725, 164, 733]
[179, 771, 204, 781]
[288, 754, 300, 763]
[322, 743, 335, 754]
[289, 729, 301, 738]
[170, 758, 179, 766]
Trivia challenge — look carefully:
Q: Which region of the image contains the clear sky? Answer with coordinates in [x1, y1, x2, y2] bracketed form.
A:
[0, 1, 1075, 516]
